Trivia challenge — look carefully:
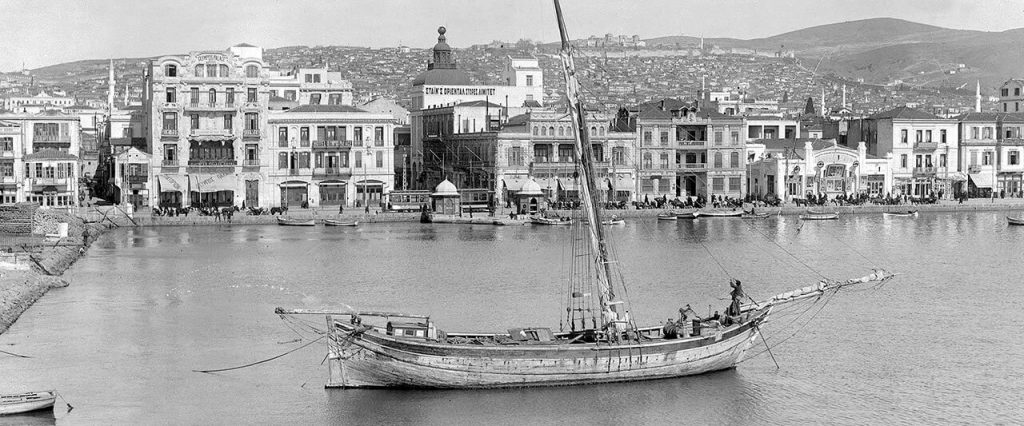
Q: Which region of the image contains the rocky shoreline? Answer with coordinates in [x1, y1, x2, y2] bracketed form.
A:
[0, 210, 110, 335]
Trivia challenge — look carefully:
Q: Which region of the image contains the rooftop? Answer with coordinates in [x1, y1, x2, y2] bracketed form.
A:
[284, 105, 367, 113]
[868, 106, 943, 120]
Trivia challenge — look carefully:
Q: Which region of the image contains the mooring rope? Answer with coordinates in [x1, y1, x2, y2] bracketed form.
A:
[193, 335, 325, 374]
[0, 348, 31, 358]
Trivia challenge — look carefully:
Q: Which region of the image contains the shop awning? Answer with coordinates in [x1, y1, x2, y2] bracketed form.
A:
[189, 135, 235, 143]
[946, 171, 968, 182]
[190, 173, 236, 193]
[607, 175, 635, 192]
[502, 176, 528, 191]
[318, 180, 346, 186]
[969, 172, 994, 189]
[535, 178, 557, 192]
[157, 174, 188, 193]
[557, 178, 579, 191]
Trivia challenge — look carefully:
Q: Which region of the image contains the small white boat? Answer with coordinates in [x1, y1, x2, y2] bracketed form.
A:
[1007, 216, 1024, 226]
[277, 217, 315, 227]
[800, 211, 839, 220]
[531, 216, 572, 226]
[657, 212, 678, 221]
[695, 209, 743, 217]
[741, 212, 771, 219]
[602, 216, 625, 225]
[676, 211, 699, 219]
[324, 219, 359, 227]
[883, 210, 918, 217]
[0, 391, 55, 415]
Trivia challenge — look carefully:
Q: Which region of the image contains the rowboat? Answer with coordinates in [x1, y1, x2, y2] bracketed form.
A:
[602, 217, 625, 225]
[0, 391, 55, 415]
[799, 211, 839, 220]
[675, 211, 699, 219]
[657, 212, 678, 220]
[277, 1, 899, 389]
[695, 209, 743, 217]
[883, 210, 918, 217]
[531, 216, 572, 226]
[741, 212, 771, 219]
[1007, 216, 1024, 226]
[277, 217, 315, 226]
[324, 219, 359, 227]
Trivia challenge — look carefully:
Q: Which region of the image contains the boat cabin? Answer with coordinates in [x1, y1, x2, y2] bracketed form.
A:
[387, 321, 433, 339]
[508, 327, 554, 342]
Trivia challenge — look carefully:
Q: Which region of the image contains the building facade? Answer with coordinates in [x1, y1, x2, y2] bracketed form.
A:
[145, 46, 271, 208]
[266, 105, 396, 208]
[958, 112, 1024, 197]
[747, 139, 892, 201]
[0, 112, 82, 206]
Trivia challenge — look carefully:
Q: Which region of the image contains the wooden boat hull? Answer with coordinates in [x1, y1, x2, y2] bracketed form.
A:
[657, 214, 677, 221]
[324, 219, 359, 226]
[531, 218, 572, 226]
[675, 212, 698, 219]
[0, 391, 55, 415]
[602, 219, 625, 225]
[741, 213, 770, 219]
[325, 311, 767, 388]
[1008, 216, 1024, 226]
[695, 210, 743, 218]
[799, 213, 838, 220]
[883, 211, 918, 217]
[277, 217, 315, 226]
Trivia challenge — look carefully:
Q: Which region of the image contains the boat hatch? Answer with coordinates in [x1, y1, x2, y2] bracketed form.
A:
[387, 321, 429, 339]
[508, 327, 553, 342]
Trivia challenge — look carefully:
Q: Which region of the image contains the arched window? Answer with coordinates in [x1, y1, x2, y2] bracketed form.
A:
[558, 127, 564, 136]
[533, 126, 539, 136]
[245, 65, 259, 78]
[165, 64, 178, 77]
[590, 126, 597, 135]
[730, 151, 740, 168]
[714, 152, 723, 168]
[194, 65, 204, 78]
[642, 152, 652, 169]
[206, 64, 218, 78]
[548, 126, 554, 136]
[599, 127, 605, 136]
[219, 64, 229, 77]
[208, 88, 217, 105]
[541, 127, 547, 136]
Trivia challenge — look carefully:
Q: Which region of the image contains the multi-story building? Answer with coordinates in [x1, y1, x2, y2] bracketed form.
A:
[998, 79, 1024, 113]
[145, 45, 270, 208]
[846, 106, 959, 198]
[418, 102, 637, 210]
[409, 27, 544, 189]
[269, 65, 354, 107]
[0, 111, 82, 206]
[266, 104, 396, 209]
[2, 91, 75, 113]
[746, 139, 892, 201]
[958, 112, 1024, 197]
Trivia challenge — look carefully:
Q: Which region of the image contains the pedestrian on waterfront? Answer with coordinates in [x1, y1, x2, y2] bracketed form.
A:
[365, 204, 370, 214]
[339, 204, 344, 215]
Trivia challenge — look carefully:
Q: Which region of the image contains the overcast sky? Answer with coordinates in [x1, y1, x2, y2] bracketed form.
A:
[2, 0, 1021, 72]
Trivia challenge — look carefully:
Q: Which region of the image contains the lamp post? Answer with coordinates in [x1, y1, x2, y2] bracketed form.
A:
[363, 136, 372, 211]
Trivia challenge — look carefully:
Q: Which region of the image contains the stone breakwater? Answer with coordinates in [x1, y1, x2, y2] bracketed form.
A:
[0, 210, 110, 335]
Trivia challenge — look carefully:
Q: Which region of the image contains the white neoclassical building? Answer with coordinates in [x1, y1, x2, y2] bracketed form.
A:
[747, 139, 892, 201]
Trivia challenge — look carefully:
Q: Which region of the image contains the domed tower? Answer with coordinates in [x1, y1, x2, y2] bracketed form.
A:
[413, 27, 471, 86]
[429, 27, 455, 70]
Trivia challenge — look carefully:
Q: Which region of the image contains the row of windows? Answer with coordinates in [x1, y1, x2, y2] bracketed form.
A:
[899, 129, 947, 144]
[24, 162, 75, 179]
[277, 126, 386, 147]
[164, 64, 260, 79]
[162, 113, 259, 131]
[968, 150, 1021, 166]
[276, 151, 383, 169]
[1001, 87, 1021, 97]
[165, 87, 257, 104]
[533, 125, 607, 137]
[899, 154, 948, 168]
[710, 177, 743, 192]
[507, 146, 626, 166]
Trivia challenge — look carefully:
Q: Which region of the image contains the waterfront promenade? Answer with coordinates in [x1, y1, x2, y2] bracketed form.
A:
[128, 198, 1024, 226]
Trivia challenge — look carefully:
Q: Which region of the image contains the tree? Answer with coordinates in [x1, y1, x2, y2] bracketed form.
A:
[804, 97, 816, 115]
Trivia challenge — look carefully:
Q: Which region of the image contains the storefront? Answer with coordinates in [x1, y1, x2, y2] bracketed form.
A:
[998, 172, 1023, 197]
[279, 180, 309, 207]
[318, 181, 346, 205]
[157, 174, 187, 208]
[189, 172, 236, 207]
[355, 179, 384, 207]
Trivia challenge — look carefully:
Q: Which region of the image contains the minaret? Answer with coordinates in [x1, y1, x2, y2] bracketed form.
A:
[699, 34, 704, 50]
[820, 87, 826, 117]
[107, 59, 115, 113]
[975, 80, 981, 113]
[842, 84, 847, 109]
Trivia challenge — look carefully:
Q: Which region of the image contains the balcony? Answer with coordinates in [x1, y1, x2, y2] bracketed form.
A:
[914, 142, 939, 151]
[679, 162, 707, 171]
[162, 159, 179, 167]
[32, 136, 71, 144]
[188, 158, 236, 167]
[242, 159, 261, 168]
[127, 175, 148, 184]
[161, 129, 179, 138]
[33, 177, 69, 187]
[243, 129, 261, 139]
[185, 102, 237, 112]
[313, 167, 350, 177]
[1, 176, 17, 184]
[312, 139, 353, 149]
[968, 165, 982, 173]
[677, 140, 706, 148]
[189, 128, 233, 138]
[913, 166, 937, 176]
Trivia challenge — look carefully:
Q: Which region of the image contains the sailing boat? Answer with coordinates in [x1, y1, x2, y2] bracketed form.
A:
[276, 0, 895, 388]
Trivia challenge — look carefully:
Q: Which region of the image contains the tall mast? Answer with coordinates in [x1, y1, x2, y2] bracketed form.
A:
[553, 0, 619, 319]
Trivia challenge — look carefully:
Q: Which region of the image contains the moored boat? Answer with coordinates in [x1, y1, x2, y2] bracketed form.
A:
[741, 212, 771, 219]
[695, 209, 743, 217]
[324, 219, 359, 227]
[277, 217, 315, 226]
[883, 210, 918, 217]
[531, 216, 572, 226]
[799, 211, 839, 220]
[276, 1, 899, 390]
[676, 211, 699, 219]
[657, 212, 678, 220]
[0, 391, 55, 415]
[602, 217, 626, 225]
[1007, 215, 1024, 226]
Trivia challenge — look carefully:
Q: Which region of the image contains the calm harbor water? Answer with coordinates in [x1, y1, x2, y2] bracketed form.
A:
[2, 212, 1023, 424]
